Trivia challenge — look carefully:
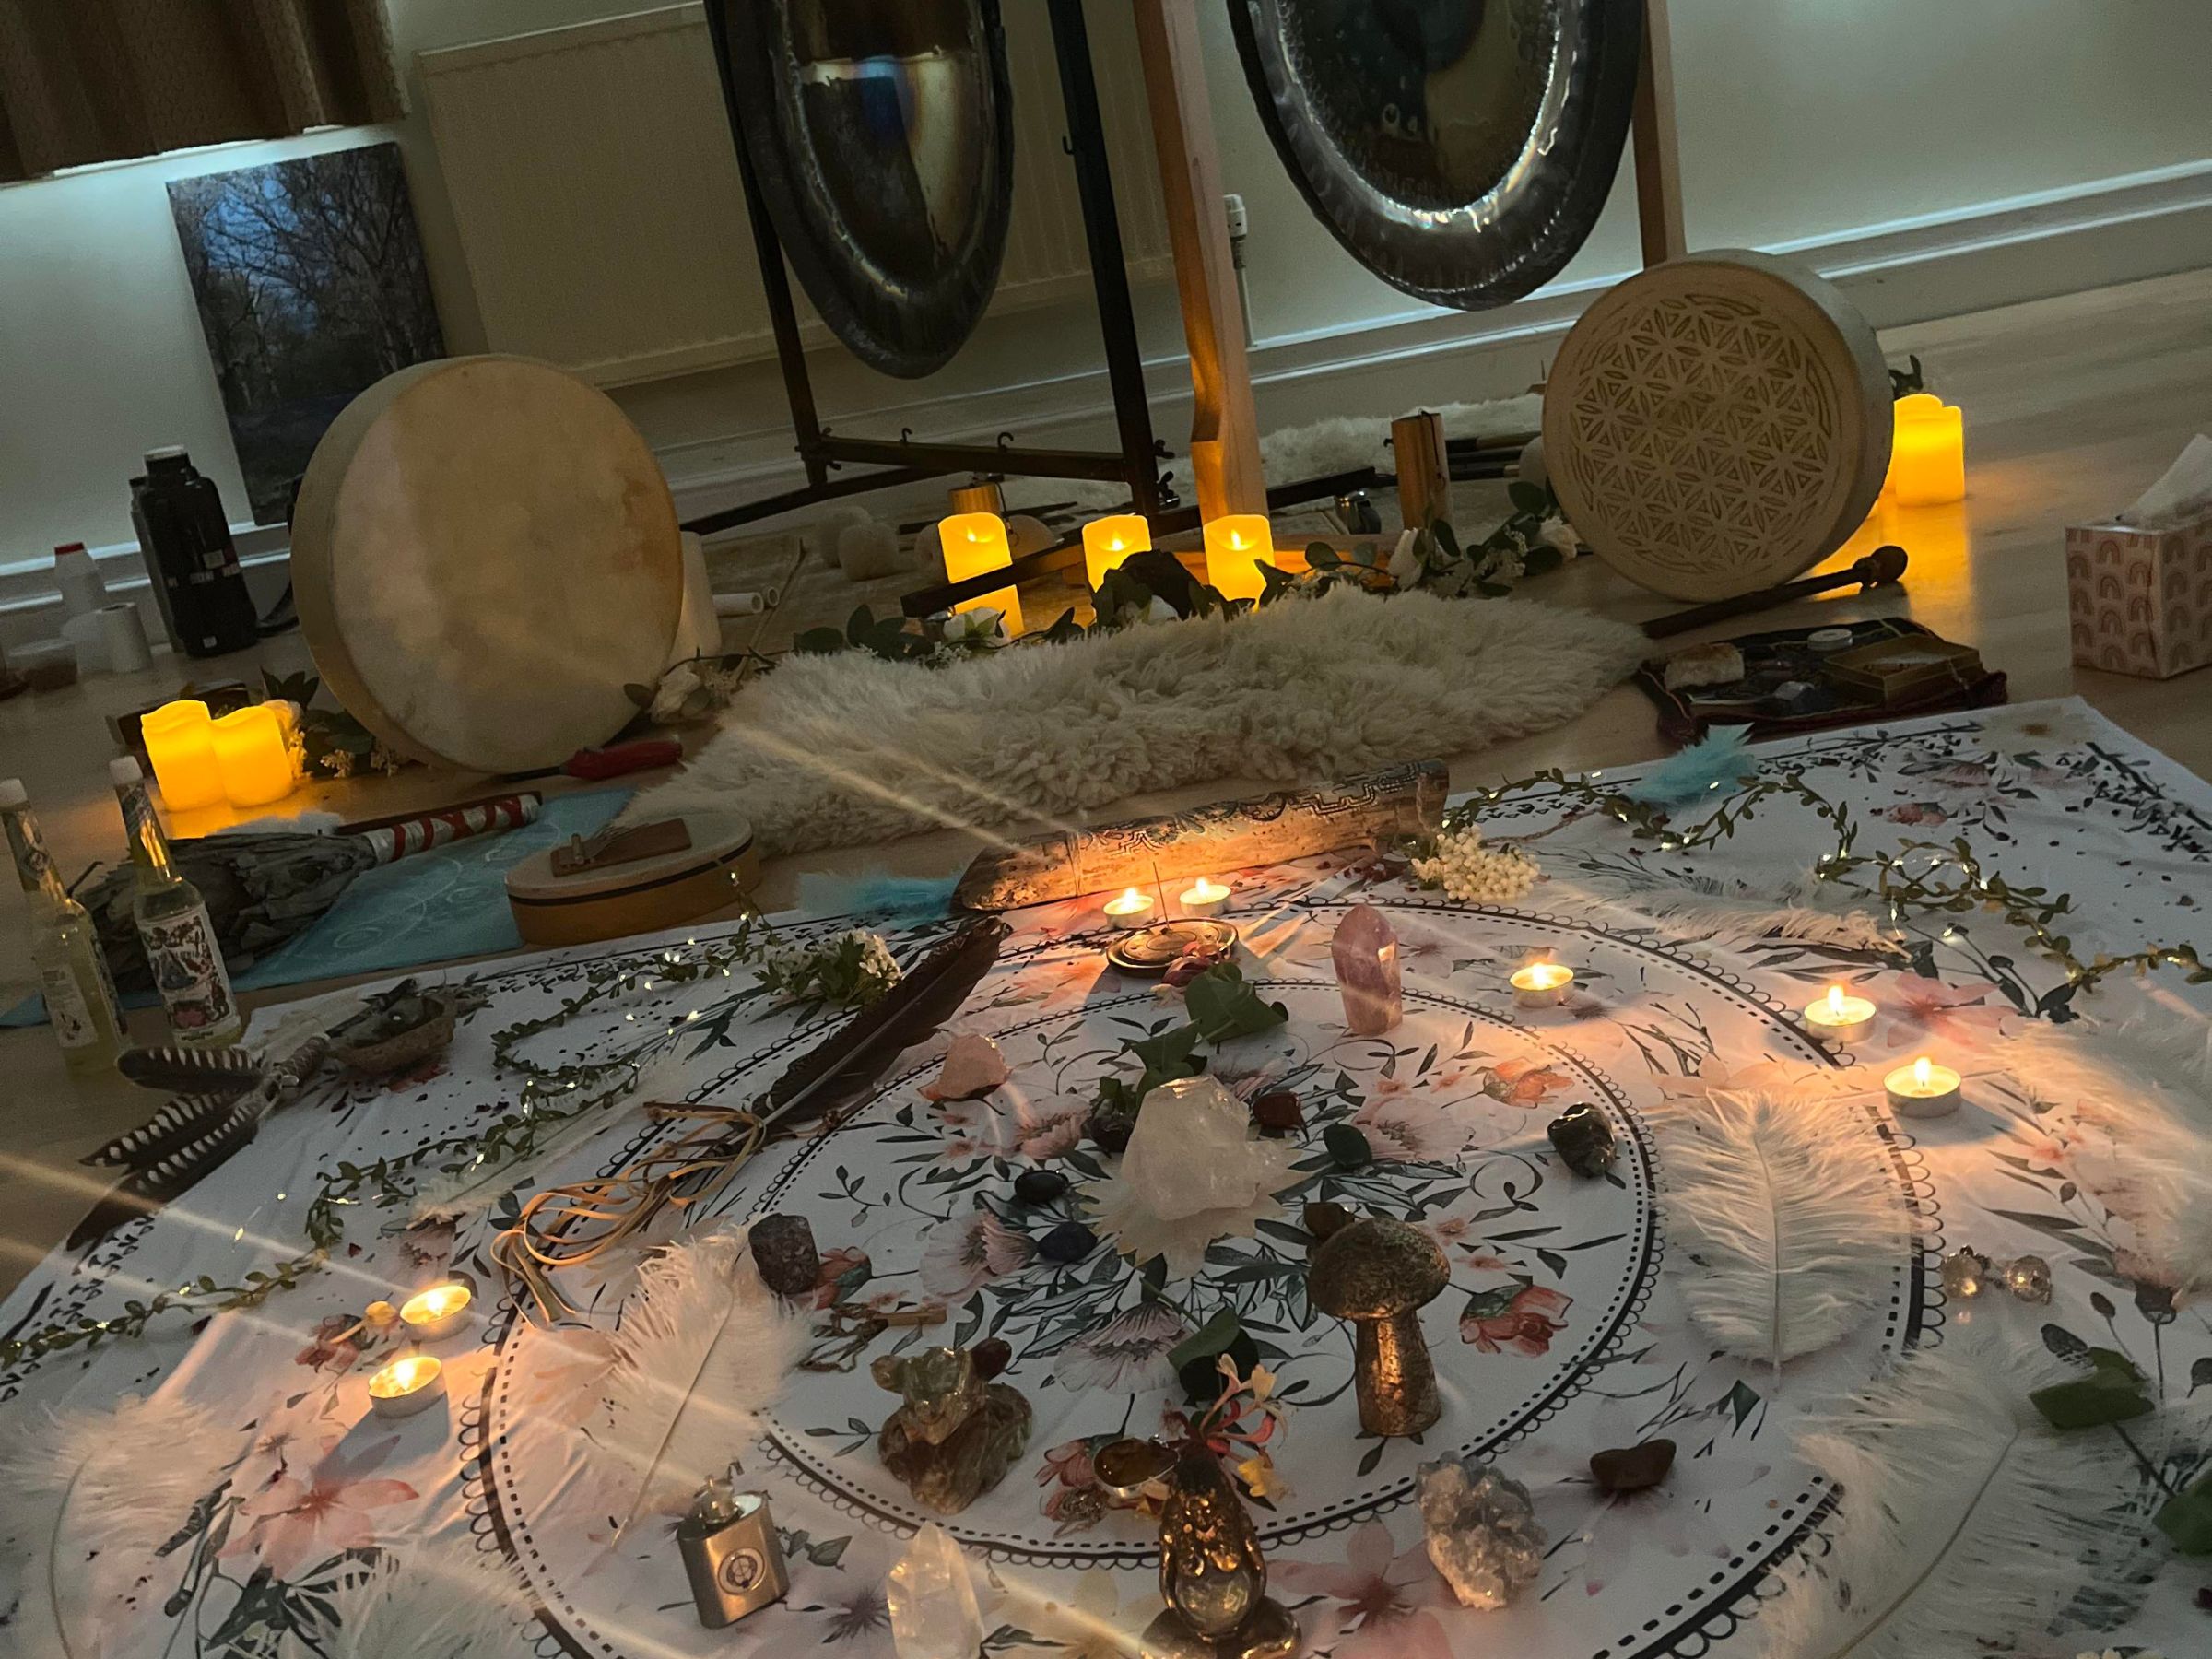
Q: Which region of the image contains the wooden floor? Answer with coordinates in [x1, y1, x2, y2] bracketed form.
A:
[2, 265, 2209, 1295]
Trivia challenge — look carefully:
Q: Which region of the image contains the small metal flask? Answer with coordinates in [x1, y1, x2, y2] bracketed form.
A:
[679, 1465, 789, 1628]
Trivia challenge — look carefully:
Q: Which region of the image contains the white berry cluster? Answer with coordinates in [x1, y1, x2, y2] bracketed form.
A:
[1409, 825, 1538, 904]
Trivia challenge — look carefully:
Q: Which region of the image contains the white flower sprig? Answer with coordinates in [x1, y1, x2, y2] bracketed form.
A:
[755, 928, 904, 1008]
[1409, 825, 1538, 904]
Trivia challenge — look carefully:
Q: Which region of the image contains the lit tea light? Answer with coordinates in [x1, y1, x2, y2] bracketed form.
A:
[1178, 877, 1231, 919]
[1102, 888, 1157, 929]
[1885, 1054, 1962, 1118]
[366, 1352, 446, 1419]
[1804, 983, 1876, 1046]
[398, 1282, 473, 1343]
[1510, 960, 1576, 1008]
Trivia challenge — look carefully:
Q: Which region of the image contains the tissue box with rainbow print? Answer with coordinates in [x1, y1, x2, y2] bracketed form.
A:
[2066, 512, 2212, 679]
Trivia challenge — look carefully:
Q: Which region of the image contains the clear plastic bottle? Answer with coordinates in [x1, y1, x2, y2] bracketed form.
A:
[109, 758, 242, 1046]
[1, 779, 124, 1073]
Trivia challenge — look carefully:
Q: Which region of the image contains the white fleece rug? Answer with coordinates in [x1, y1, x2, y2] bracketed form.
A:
[627, 586, 1646, 855]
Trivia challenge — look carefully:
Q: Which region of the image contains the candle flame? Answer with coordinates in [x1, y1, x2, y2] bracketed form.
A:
[1913, 1056, 1932, 1088]
[1826, 985, 1846, 1016]
[1120, 888, 1141, 905]
[404, 1284, 469, 1322]
[371, 1354, 440, 1397]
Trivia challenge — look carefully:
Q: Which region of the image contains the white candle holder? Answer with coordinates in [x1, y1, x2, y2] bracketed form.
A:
[367, 1353, 446, 1420]
[1884, 1055, 1962, 1118]
[1804, 986, 1877, 1048]
[1510, 962, 1575, 1008]
[398, 1282, 473, 1344]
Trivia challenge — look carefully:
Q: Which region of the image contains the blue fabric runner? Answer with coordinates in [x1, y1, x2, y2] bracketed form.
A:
[2, 788, 631, 1027]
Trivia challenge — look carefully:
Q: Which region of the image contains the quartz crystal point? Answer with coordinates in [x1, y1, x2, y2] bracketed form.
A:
[1120, 1076, 1280, 1220]
[888, 1524, 984, 1659]
[1331, 903, 1403, 1035]
[1417, 1457, 1546, 1610]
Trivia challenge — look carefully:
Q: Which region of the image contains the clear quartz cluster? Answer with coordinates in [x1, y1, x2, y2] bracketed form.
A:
[1119, 1076, 1286, 1220]
[1416, 1456, 1546, 1610]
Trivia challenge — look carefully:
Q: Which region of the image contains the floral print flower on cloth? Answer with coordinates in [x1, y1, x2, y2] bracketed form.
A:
[1461, 1281, 1574, 1355]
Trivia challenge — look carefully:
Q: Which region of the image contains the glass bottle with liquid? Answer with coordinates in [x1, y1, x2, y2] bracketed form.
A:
[1, 778, 124, 1073]
[108, 757, 241, 1046]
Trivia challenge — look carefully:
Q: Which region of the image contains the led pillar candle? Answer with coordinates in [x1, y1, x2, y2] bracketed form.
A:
[1203, 514, 1276, 602]
[1082, 514, 1150, 590]
[938, 512, 1024, 635]
[1804, 983, 1877, 1046]
[210, 705, 295, 808]
[1887, 394, 1966, 507]
[141, 700, 225, 810]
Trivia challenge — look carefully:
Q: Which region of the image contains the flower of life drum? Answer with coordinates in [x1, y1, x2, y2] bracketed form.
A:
[1543, 250, 1894, 602]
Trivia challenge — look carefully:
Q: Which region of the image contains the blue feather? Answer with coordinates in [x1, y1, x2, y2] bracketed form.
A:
[796, 868, 962, 924]
[1622, 726, 1759, 807]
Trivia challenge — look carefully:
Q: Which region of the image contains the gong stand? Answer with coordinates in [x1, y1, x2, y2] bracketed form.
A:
[685, 0, 1170, 540]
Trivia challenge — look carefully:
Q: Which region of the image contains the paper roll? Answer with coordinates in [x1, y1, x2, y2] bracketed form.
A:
[712, 590, 769, 618]
[99, 602, 153, 674]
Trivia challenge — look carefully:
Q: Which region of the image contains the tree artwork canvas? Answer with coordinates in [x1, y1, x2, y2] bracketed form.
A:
[169, 142, 444, 525]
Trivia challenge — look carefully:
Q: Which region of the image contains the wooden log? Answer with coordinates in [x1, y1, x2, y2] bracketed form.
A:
[955, 761, 1449, 912]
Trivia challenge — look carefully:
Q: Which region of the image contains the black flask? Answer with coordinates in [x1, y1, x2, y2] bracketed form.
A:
[129, 447, 260, 657]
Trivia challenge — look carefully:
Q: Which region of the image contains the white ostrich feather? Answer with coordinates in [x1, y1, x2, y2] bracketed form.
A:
[0, 1394, 243, 1658]
[1543, 879, 1898, 956]
[1659, 1089, 1904, 1371]
[597, 1226, 806, 1526]
[307, 1547, 528, 1657]
[2006, 1011, 2212, 1290]
[1759, 1332, 2142, 1659]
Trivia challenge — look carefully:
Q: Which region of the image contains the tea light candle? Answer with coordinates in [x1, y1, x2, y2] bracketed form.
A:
[1804, 983, 1876, 1046]
[1510, 960, 1575, 1008]
[210, 704, 295, 808]
[1886, 393, 1966, 506]
[1082, 514, 1150, 590]
[1102, 888, 1156, 929]
[366, 1352, 446, 1419]
[1202, 514, 1276, 602]
[938, 511, 1024, 635]
[141, 700, 225, 811]
[1885, 1054, 1962, 1118]
[1178, 877, 1230, 918]
[398, 1282, 473, 1343]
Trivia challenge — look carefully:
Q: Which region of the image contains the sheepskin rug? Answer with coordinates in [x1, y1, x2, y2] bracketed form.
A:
[628, 586, 1646, 856]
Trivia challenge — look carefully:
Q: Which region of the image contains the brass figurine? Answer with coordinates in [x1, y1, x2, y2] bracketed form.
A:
[1141, 1445, 1299, 1659]
[1307, 1216, 1450, 1436]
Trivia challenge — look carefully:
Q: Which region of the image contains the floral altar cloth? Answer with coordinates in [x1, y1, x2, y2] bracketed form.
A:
[4, 699, 2208, 1658]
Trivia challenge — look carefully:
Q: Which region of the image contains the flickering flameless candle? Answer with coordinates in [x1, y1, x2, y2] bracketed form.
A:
[938, 511, 1024, 635]
[141, 700, 225, 811]
[1885, 1054, 1962, 1118]
[1177, 877, 1231, 919]
[1082, 514, 1150, 590]
[1510, 960, 1575, 1008]
[398, 1282, 473, 1343]
[1202, 514, 1276, 602]
[367, 1352, 446, 1419]
[1804, 983, 1877, 1047]
[1886, 394, 1966, 507]
[1102, 888, 1156, 929]
[210, 704, 295, 808]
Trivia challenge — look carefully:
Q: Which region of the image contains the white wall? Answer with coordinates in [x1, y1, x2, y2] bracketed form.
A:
[4, 0, 2211, 622]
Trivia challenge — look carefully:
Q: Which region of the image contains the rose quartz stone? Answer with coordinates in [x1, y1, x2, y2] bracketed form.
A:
[1332, 904, 1403, 1035]
[922, 1033, 1010, 1101]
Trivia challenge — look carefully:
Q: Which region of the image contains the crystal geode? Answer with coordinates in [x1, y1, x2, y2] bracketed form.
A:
[1416, 1457, 1546, 1610]
[874, 1347, 1032, 1515]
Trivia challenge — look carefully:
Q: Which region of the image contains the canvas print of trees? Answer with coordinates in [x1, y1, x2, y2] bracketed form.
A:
[170, 142, 444, 525]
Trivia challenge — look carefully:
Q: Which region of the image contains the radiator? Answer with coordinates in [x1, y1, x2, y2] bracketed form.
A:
[418, 3, 1170, 388]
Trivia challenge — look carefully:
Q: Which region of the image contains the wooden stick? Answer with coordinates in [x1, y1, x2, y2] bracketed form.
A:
[1641, 546, 1909, 640]
[1134, 0, 1266, 521]
[1632, 0, 1688, 266]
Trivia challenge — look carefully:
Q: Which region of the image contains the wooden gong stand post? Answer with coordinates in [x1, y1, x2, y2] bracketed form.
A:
[1632, 0, 1688, 267]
